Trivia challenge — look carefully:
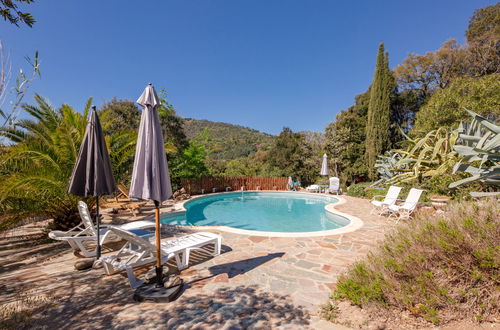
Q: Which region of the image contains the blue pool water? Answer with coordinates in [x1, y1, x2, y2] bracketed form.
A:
[161, 192, 350, 233]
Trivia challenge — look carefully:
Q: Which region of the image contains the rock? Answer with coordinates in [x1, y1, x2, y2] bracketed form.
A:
[74, 258, 94, 270]
[144, 268, 174, 284]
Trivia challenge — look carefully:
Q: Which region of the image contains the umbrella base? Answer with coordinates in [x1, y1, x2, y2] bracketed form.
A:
[133, 281, 183, 303]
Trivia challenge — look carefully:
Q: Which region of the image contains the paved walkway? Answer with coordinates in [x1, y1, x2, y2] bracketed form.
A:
[0, 195, 393, 329]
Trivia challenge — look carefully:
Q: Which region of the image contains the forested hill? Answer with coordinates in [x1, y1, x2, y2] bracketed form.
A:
[183, 118, 275, 160]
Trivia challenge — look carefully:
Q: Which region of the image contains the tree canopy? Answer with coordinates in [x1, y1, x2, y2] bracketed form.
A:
[100, 99, 140, 134]
[395, 40, 467, 99]
[365, 43, 395, 180]
[466, 3, 500, 43]
[325, 90, 369, 185]
[265, 127, 317, 185]
[412, 74, 500, 133]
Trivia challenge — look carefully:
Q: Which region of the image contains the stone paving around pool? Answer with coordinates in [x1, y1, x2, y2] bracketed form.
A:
[0, 195, 394, 329]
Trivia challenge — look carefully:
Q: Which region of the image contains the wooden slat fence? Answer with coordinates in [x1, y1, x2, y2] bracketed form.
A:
[180, 177, 288, 195]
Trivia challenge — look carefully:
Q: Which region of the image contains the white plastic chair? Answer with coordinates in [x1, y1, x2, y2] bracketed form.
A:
[48, 201, 155, 257]
[328, 177, 341, 195]
[387, 188, 424, 223]
[370, 186, 402, 215]
[102, 227, 222, 288]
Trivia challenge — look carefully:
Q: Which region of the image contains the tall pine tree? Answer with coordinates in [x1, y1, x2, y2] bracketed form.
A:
[365, 43, 393, 180]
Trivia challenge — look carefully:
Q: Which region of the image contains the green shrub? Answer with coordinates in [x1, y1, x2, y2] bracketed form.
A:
[346, 182, 373, 197]
[330, 199, 500, 325]
[365, 186, 388, 200]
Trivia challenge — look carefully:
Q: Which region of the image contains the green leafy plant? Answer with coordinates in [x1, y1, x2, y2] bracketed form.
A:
[0, 95, 89, 229]
[449, 109, 500, 197]
[0, 96, 137, 230]
[346, 182, 373, 197]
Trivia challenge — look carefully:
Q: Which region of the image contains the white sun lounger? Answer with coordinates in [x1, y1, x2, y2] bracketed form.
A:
[101, 227, 222, 288]
[387, 188, 424, 223]
[370, 186, 402, 215]
[48, 201, 155, 258]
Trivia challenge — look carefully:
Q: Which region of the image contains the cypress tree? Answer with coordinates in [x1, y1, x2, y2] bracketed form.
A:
[365, 43, 393, 180]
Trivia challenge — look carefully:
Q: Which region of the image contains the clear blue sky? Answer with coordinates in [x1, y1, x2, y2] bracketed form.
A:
[1, 0, 496, 134]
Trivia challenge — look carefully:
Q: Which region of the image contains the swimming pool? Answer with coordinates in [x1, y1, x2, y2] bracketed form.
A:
[161, 192, 356, 235]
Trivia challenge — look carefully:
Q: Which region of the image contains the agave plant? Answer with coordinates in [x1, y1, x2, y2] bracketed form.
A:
[449, 109, 500, 197]
[372, 151, 405, 185]
[382, 128, 459, 184]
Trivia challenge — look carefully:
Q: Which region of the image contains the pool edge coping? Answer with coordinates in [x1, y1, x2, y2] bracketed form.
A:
[166, 190, 364, 238]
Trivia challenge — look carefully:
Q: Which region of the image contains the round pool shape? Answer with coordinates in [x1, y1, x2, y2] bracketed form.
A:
[161, 192, 362, 236]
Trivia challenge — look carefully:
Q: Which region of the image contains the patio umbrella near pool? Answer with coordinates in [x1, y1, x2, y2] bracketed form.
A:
[320, 153, 329, 176]
[67, 106, 116, 260]
[129, 84, 177, 301]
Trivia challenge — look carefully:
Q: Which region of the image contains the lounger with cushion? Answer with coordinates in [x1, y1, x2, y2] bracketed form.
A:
[101, 227, 222, 288]
[48, 201, 155, 258]
[370, 185, 402, 215]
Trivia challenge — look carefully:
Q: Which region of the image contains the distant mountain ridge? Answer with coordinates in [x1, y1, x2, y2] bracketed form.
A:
[182, 118, 325, 160]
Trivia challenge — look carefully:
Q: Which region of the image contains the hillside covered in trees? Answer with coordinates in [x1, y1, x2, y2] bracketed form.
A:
[181, 118, 325, 183]
[183, 118, 275, 160]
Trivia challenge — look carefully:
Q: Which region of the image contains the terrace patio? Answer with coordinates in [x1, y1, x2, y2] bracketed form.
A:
[0, 195, 392, 329]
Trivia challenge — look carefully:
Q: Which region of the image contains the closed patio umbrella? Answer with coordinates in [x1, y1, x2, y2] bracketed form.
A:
[320, 153, 329, 176]
[67, 106, 116, 259]
[129, 84, 177, 301]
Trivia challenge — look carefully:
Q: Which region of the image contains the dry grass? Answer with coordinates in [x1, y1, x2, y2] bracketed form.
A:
[328, 199, 499, 325]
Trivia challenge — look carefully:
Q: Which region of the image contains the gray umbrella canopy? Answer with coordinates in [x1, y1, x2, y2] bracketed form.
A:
[68, 107, 116, 197]
[320, 153, 329, 176]
[129, 84, 172, 289]
[129, 84, 172, 202]
[67, 106, 116, 259]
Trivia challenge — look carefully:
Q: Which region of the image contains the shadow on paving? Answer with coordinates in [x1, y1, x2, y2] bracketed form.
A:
[161, 285, 310, 329]
[208, 252, 285, 278]
[0, 240, 68, 275]
[2, 272, 309, 329]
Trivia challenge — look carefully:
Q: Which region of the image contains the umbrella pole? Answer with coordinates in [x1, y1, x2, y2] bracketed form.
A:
[96, 196, 101, 259]
[154, 200, 163, 287]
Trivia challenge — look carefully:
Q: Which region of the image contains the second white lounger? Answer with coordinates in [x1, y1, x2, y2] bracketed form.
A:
[101, 227, 222, 288]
